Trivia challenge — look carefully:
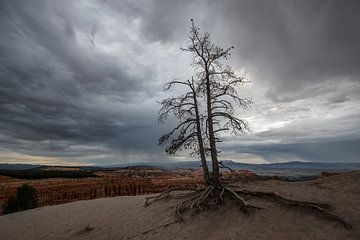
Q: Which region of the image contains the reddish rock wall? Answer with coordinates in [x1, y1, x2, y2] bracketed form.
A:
[0, 168, 255, 212]
[0, 170, 204, 210]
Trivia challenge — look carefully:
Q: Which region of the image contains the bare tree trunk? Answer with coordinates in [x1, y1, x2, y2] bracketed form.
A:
[193, 87, 210, 185]
[205, 71, 220, 187]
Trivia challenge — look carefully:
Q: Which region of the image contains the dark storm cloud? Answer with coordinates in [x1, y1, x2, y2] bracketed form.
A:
[0, 0, 359, 164]
[204, 0, 360, 101]
[137, 0, 360, 99]
[203, 0, 360, 163]
[0, 0, 164, 164]
[207, 1, 359, 162]
[137, 0, 198, 43]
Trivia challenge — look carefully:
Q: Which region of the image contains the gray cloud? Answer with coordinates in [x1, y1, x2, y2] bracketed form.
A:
[0, 0, 359, 165]
[204, 0, 360, 101]
[224, 138, 360, 163]
[0, 0, 164, 164]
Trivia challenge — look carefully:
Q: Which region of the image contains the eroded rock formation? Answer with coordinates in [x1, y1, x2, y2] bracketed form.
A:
[0, 168, 256, 212]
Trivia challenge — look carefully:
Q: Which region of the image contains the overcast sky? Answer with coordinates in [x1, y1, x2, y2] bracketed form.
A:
[0, 0, 359, 166]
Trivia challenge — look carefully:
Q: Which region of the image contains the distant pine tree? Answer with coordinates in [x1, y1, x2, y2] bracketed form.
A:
[2, 184, 38, 214]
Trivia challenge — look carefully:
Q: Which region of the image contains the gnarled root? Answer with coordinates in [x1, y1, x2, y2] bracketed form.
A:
[144, 187, 198, 207]
[145, 186, 259, 220]
[144, 185, 352, 229]
[231, 189, 352, 229]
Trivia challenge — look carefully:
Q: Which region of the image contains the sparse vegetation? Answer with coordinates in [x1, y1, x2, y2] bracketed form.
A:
[2, 184, 38, 214]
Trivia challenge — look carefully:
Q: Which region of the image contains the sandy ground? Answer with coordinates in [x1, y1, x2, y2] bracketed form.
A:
[0, 171, 359, 240]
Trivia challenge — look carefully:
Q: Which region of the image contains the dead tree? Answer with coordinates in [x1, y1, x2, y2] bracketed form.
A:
[181, 20, 252, 187]
[158, 78, 210, 184]
[148, 20, 352, 229]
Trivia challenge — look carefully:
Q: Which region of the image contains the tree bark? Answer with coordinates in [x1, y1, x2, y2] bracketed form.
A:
[205, 69, 220, 187]
[192, 86, 210, 185]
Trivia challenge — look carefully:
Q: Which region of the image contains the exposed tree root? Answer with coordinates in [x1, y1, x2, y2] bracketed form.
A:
[144, 187, 198, 207]
[175, 185, 263, 218]
[232, 189, 352, 229]
[145, 186, 260, 220]
[144, 185, 352, 229]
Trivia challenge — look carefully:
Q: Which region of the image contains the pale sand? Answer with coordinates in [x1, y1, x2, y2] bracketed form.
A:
[0, 171, 359, 240]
